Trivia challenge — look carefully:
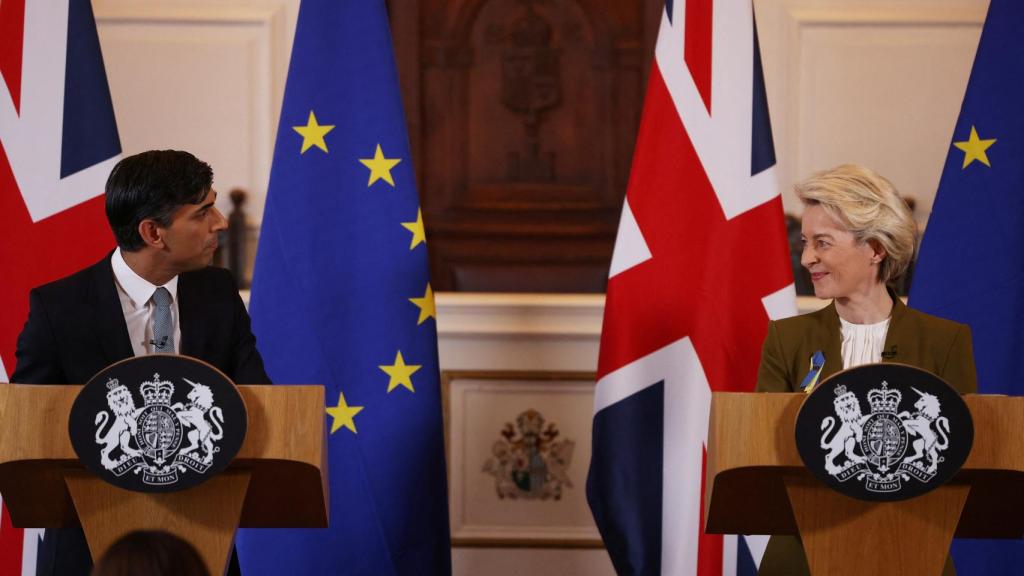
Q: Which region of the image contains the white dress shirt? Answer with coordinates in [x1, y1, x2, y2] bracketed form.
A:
[111, 248, 181, 356]
[839, 316, 891, 369]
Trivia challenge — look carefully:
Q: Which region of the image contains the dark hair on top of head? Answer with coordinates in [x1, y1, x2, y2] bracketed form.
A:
[105, 150, 213, 252]
[91, 530, 210, 576]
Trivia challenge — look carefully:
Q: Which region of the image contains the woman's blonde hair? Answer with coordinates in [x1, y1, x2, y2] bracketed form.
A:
[796, 164, 917, 284]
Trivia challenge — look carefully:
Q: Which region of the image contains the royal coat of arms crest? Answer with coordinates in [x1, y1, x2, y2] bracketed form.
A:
[70, 355, 247, 493]
[820, 382, 952, 493]
[795, 363, 973, 502]
[93, 373, 226, 487]
[482, 409, 575, 500]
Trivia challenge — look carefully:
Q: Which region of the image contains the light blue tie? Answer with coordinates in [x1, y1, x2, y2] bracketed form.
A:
[151, 287, 174, 353]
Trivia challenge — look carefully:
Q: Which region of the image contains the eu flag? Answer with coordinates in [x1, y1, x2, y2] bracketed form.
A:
[909, 0, 1024, 572]
[235, 1, 451, 574]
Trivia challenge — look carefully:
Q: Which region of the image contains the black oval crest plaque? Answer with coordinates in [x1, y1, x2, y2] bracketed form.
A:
[795, 363, 973, 502]
[69, 355, 248, 493]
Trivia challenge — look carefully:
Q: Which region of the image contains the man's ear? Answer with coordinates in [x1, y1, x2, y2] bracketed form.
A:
[137, 219, 164, 248]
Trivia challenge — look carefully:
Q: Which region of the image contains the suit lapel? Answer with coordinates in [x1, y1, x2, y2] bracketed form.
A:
[90, 255, 135, 363]
[177, 271, 208, 357]
[817, 301, 844, 382]
[881, 290, 908, 365]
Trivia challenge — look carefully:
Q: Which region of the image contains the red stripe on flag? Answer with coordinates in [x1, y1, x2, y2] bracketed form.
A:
[0, 5, 32, 571]
[685, 0, 713, 113]
[0, 0, 26, 114]
[698, 448, 723, 576]
[0, 503, 24, 576]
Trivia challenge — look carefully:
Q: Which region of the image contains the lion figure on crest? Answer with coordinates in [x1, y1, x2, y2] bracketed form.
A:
[820, 386, 866, 474]
[899, 388, 950, 473]
[95, 380, 143, 470]
[173, 379, 225, 465]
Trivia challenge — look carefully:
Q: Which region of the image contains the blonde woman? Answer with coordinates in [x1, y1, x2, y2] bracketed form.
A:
[756, 165, 976, 576]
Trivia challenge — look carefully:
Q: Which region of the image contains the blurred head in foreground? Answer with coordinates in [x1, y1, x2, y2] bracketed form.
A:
[91, 530, 210, 576]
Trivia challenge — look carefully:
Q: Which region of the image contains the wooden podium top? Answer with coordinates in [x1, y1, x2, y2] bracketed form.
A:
[706, 392, 1024, 538]
[0, 384, 327, 529]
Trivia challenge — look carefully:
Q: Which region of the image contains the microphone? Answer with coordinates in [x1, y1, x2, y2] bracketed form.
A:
[149, 336, 168, 349]
[881, 345, 898, 359]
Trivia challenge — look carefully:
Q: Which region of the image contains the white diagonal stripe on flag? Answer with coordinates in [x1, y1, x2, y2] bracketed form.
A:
[21, 530, 42, 576]
[0, 0, 117, 222]
[656, 3, 777, 220]
[608, 198, 653, 279]
[661, 337, 712, 575]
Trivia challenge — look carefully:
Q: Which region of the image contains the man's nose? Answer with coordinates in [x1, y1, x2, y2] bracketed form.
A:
[212, 207, 228, 231]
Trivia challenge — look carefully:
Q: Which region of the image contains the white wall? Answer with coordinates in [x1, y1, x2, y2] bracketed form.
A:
[94, 0, 301, 224]
[755, 0, 986, 221]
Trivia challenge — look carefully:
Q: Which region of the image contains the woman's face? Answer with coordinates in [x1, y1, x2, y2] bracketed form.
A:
[800, 204, 883, 300]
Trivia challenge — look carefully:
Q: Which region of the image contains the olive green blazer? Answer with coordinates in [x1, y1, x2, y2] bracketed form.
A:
[756, 295, 977, 395]
[755, 294, 977, 576]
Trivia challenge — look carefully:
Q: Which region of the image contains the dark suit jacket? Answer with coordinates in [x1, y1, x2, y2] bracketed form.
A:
[13, 254, 270, 386]
[11, 254, 270, 575]
[754, 293, 977, 576]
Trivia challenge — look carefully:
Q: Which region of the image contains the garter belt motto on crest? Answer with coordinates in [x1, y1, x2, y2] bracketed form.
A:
[821, 382, 950, 493]
[94, 373, 225, 487]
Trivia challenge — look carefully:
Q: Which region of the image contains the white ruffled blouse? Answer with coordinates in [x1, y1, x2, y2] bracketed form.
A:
[839, 316, 891, 369]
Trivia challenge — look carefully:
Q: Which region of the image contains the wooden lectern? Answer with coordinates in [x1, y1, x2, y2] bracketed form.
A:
[0, 384, 327, 576]
[706, 393, 1024, 576]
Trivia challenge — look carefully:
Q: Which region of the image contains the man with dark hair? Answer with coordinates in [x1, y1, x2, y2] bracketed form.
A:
[12, 149, 269, 575]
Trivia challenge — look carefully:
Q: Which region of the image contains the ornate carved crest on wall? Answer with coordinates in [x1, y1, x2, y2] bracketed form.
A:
[482, 408, 576, 500]
[495, 2, 562, 181]
[401, 0, 662, 291]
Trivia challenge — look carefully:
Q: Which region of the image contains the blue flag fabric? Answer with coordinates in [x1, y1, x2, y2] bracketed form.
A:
[235, 1, 451, 574]
[909, 0, 1024, 572]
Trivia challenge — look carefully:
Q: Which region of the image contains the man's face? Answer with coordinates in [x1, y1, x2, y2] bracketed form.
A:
[159, 188, 227, 272]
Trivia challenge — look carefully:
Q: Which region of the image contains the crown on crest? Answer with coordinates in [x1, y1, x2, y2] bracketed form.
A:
[868, 381, 901, 414]
[105, 378, 127, 398]
[140, 373, 174, 406]
[832, 384, 857, 404]
[516, 409, 545, 436]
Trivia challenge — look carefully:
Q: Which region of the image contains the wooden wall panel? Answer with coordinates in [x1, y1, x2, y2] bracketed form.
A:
[392, 0, 663, 292]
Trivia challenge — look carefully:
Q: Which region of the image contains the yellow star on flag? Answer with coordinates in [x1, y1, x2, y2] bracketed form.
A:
[953, 126, 996, 169]
[409, 284, 436, 325]
[359, 144, 402, 187]
[293, 111, 335, 154]
[380, 350, 421, 393]
[325, 391, 363, 434]
[401, 209, 427, 249]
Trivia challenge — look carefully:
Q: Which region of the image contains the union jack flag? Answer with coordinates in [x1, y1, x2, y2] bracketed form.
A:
[0, 0, 120, 573]
[586, 1, 795, 574]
